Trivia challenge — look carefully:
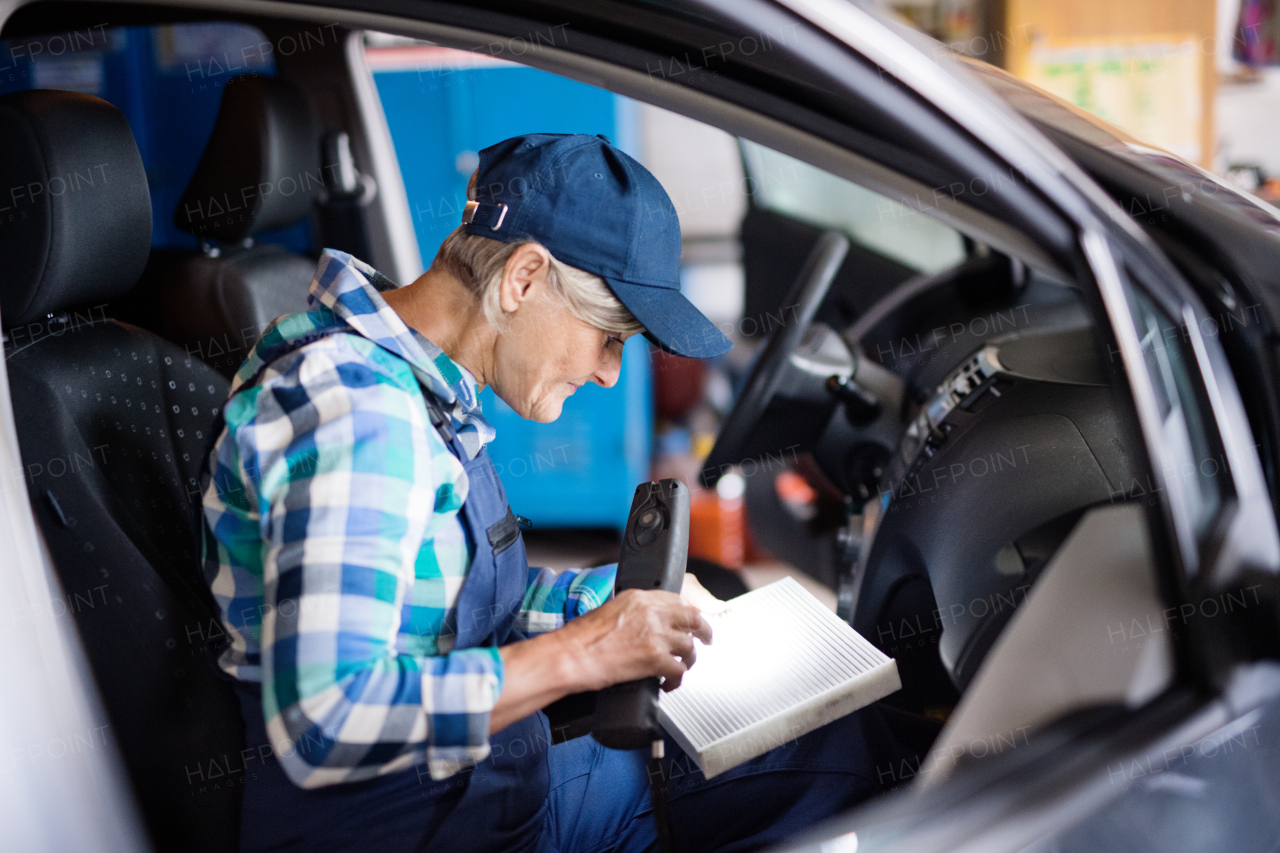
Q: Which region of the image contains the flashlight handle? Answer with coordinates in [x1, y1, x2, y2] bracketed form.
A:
[590, 479, 690, 750]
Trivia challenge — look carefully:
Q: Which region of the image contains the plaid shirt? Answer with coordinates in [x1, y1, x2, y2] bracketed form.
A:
[201, 249, 617, 788]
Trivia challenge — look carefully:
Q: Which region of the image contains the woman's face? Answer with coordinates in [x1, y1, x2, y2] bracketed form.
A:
[490, 245, 636, 423]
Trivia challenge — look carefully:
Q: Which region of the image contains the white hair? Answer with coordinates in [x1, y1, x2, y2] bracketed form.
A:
[430, 173, 644, 336]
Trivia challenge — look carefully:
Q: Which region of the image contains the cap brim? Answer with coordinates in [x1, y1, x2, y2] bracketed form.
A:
[603, 278, 733, 359]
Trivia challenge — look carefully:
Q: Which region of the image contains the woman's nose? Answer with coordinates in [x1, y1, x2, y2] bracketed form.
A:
[592, 348, 623, 388]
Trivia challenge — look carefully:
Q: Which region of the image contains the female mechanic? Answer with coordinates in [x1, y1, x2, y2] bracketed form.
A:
[200, 133, 889, 853]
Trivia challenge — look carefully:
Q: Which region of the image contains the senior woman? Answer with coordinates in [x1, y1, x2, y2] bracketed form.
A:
[200, 133, 887, 853]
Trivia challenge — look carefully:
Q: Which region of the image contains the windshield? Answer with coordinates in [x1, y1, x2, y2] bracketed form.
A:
[739, 140, 967, 274]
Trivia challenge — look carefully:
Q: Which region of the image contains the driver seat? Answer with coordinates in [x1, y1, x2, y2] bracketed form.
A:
[0, 90, 243, 853]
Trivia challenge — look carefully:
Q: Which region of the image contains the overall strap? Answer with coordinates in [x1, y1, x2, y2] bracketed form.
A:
[423, 388, 465, 460]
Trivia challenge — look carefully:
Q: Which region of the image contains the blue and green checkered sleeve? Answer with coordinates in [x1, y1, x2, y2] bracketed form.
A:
[516, 563, 618, 636]
[228, 339, 505, 788]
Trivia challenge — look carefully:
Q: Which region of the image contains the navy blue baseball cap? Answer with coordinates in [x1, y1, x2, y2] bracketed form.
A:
[461, 133, 732, 359]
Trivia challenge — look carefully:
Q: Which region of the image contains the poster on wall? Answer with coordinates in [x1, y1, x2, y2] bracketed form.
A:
[1019, 35, 1202, 163]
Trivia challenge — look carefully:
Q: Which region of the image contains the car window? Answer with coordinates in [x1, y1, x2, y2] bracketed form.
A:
[0, 22, 312, 253]
[739, 139, 967, 274]
[1130, 288, 1222, 535]
[1120, 270, 1231, 573]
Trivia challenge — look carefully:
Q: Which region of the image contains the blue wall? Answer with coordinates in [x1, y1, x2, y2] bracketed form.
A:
[375, 63, 632, 266]
[374, 61, 651, 529]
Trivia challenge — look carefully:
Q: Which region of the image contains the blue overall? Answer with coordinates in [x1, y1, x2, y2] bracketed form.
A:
[231, 360, 899, 852]
[234, 405, 554, 853]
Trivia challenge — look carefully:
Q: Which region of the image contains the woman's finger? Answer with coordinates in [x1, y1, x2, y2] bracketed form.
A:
[658, 659, 688, 692]
[668, 604, 713, 645]
[680, 572, 730, 615]
[669, 630, 696, 669]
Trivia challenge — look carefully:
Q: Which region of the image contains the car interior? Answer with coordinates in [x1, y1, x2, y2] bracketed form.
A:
[0, 5, 1207, 853]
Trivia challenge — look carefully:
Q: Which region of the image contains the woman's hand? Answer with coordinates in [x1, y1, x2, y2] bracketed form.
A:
[490, 575, 719, 733]
[564, 589, 712, 693]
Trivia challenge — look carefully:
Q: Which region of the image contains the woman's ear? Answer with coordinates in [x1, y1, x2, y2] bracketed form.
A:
[499, 244, 553, 315]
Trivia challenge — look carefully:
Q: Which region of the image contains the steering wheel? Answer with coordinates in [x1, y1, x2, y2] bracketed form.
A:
[701, 231, 852, 488]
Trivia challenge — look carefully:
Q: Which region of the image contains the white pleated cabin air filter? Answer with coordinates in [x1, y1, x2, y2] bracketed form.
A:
[658, 576, 900, 779]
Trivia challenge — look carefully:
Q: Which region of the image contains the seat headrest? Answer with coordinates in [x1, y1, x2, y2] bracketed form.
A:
[175, 76, 321, 242]
[0, 90, 152, 328]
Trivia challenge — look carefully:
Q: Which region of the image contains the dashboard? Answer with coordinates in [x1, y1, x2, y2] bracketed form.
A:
[712, 238, 1151, 713]
[854, 316, 1147, 706]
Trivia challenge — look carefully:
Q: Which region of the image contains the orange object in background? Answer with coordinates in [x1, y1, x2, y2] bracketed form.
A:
[689, 486, 745, 569]
[774, 469, 819, 521]
[742, 509, 771, 564]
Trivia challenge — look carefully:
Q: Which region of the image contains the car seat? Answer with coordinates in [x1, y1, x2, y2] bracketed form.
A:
[162, 74, 323, 377]
[0, 89, 243, 853]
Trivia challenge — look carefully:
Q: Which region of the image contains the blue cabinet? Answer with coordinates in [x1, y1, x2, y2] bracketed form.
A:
[373, 57, 651, 530]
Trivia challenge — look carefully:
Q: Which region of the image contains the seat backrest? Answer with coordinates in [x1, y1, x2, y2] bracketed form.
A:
[1, 89, 243, 853]
[163, 75, 323, 377]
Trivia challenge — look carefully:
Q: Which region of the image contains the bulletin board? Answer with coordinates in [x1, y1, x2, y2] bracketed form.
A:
[1000, 0, 1216, 167]
[1017, 34, 1203, 163]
